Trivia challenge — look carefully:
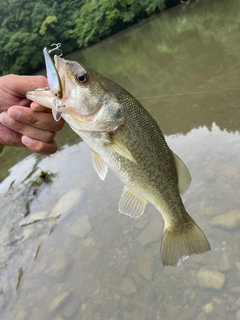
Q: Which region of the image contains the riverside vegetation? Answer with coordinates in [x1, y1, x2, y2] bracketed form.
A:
[0, 0, 179, 76]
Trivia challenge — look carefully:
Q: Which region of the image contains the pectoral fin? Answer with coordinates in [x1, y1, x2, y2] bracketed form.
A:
[172, 151, 191, 195]
[111, 138, 137, 164]
[91, 150, 108, 181]
[119, 187, 147, 218]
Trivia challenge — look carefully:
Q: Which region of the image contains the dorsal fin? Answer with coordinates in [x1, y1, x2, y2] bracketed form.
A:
[172, 151, 191, 195]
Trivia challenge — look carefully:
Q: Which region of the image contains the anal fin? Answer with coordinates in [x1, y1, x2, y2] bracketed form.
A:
[119, 186, 147, 218]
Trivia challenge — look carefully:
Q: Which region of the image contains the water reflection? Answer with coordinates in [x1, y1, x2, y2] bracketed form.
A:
[1, 121, 240, 319]
[1, 0, 240, 318]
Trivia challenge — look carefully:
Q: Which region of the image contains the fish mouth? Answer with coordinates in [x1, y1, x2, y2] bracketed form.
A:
[52, 55, 103, 125]
[53, 55, 80, 103]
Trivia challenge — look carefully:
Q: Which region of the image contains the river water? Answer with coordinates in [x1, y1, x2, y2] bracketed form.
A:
[1, 0, 240, 319]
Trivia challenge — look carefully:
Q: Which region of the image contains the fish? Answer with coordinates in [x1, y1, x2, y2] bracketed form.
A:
[26, 49, 211, 266]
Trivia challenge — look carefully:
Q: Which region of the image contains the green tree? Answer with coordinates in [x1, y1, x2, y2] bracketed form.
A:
[72, 0, 168, 48]
[0, 0, 178, 75]
[0, 0, 82, 75]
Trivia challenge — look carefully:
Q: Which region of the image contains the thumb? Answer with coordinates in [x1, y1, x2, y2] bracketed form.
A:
[4, 75, 48, 97]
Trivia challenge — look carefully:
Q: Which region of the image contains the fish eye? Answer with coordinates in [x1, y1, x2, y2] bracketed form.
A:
[76, 72, 89, 83]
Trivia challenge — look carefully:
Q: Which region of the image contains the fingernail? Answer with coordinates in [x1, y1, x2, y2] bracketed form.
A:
[0, 113, 12, 126]
[10, 108, 21, 120]
[22, 136, 32, 146]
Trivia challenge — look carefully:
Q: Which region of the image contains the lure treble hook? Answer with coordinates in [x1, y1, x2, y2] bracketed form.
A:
[48, 43, 63, 56]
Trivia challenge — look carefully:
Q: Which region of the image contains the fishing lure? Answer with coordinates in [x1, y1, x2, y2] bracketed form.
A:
[43, 43, 64, 121]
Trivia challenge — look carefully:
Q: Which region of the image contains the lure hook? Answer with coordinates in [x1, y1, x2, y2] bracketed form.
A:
[48, 43, 63, 56]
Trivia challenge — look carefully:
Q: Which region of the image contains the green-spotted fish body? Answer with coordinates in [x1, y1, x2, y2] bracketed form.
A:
[27, 55, 210, 266]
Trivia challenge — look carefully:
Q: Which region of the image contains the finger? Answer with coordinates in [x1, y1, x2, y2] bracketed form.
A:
[0, 112, 57, 143]
[30, 102, 52, 113]
[22, 136, 58, 155]
[7, 106, 65, 132]
[17, 98, 32, 107]
[0, 123, 24, 147]
[5, 75, 48, 97]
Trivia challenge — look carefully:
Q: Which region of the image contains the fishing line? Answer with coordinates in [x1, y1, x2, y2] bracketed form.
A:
[137, 87, 240, 100]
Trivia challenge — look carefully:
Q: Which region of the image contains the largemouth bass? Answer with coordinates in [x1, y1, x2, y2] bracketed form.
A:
[27, 48, 210, 266]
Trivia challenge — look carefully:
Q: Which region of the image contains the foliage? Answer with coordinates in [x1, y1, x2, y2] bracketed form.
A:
[72, 0, 168, 47]
[39, 16, 58, 36]
[0, 0, 82, 75]
[0, 0, 177, 75]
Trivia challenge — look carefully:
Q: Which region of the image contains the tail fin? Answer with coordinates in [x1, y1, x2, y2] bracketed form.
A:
[161, 220, 210, 266]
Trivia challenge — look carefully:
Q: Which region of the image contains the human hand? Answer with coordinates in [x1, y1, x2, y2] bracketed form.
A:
[0, 75, 64, 154]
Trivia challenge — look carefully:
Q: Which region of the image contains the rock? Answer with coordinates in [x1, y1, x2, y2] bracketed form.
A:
[213, 297, 223, 304]
[197, 312, 207, 320]
[30, 307, 45, 320]
[228, 296, 236, 304]
[15, 310, 26, 320]
[81, 303, 87, 312]
[137, 250, 154, 281]
[189, 291, 196, 302]
[120, 259, 131, 276]
[137, 219, 162, 247]
[184, 288, 192, 296]
[133, 218, 148, 229]
[210, 210, 240, 230]
[164, 304, 178, 318]
[36, 286, 48, 299]
[64, 297, 79, 318]
[197, 269, 225, 290]
[82, 237, 95, 246]
[51, 188, 83, 220]
[236, 309, 240, 320]
[90, 248, 100, 260]
[147, 247, 159, 257]
[204, 302, 213, 313]
[178, 305, 198, 320]
[219, 252, 231, 271]
[45, 257, 68, 277]
[67, 215, 92, 238]
[230, 298, 240, 311]
[121, 297, 129, 308]
[222, 165, 238, 177]
[120, 277, 136, 295]
[231, 287, 240, 293]
[95, 293, 104, 305]
[49, 289, 73, 312]
[164, 264, 186, 275]
[19, 211, 48, 226]
[236, 262, 240, 270]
